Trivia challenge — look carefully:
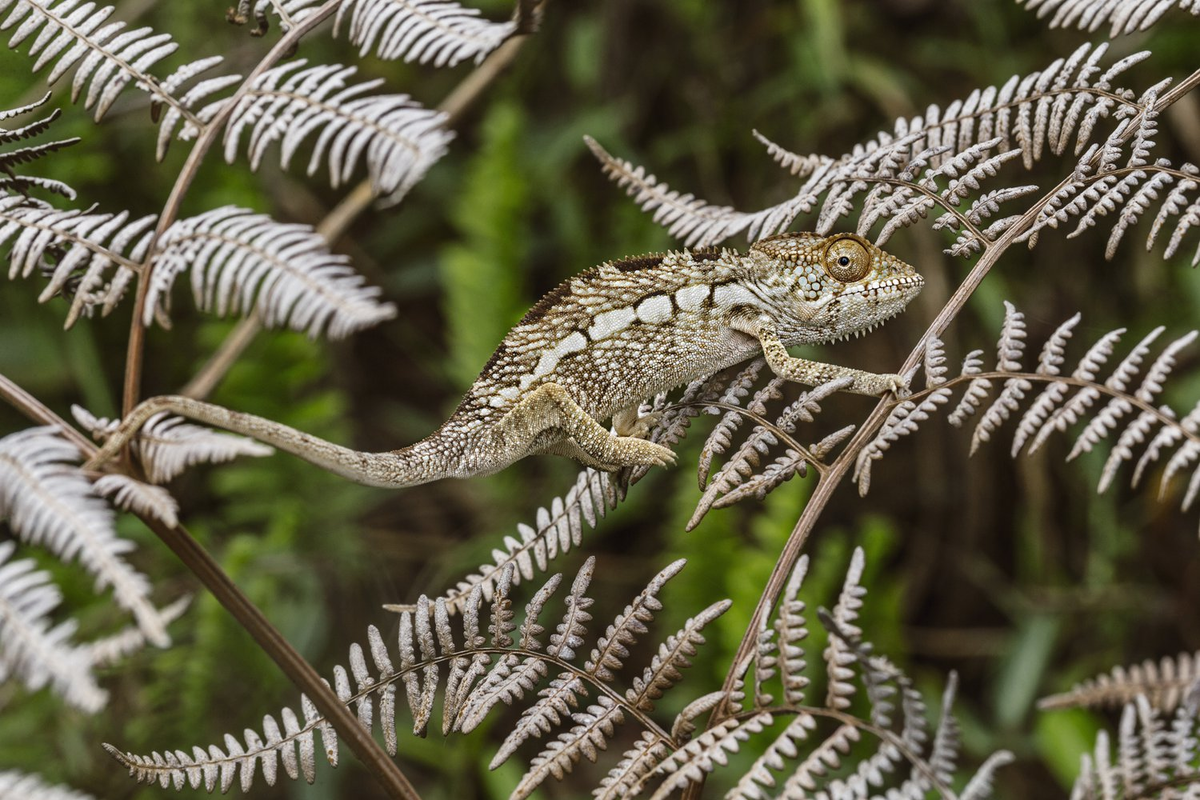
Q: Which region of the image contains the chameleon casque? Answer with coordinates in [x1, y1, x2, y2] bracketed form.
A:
[84, 232, 924, 487]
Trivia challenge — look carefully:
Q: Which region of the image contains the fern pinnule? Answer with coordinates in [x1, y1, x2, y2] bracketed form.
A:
[593, 44, 1148, 248]
[925, 673, 962, 788]
[407, 469, 616, 617]
[856, 306, 1200, 528]
[91, 473, 178, 527]
[72, 404, 273, 484]
[775, 555, 811, 705]
[0, 194, 155, 327]
[0, 0, 231, 127]
[0, 770, 96, 800]
[595, 732, 670, 800]
[1018, 0, 1200, 36]
[776, 723, 861, 797]
[1011, 312, 1082, 456]
[0, 426, 167, 646]
[456, 579, 562, 732]
[970, 301, 1030, 455]
[646, 712, 774, 800]
[1065, 325, 1164, 460]
[146, 206, 397, 338]
[336, 0, 521, 66]
[855, 338, 954, 495]
[0, 539, 106, 711]
[1040, 651, 1200, 713]
[0, 93, 78, 199]
[1024, 325, 1125, 455]
[586, 559, 684, 682]
[696, 358, 768, 489]
[690, 377, 847, 529]
[219, 60, 453, 199]
[83, 595, 189, 668]
[724, 714, 817, 800]
[1070, 694, 1200, 798]
[823, 546, 866, 711]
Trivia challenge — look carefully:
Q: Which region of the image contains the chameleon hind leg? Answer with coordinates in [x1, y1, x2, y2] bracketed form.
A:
[501, 382, 675, 470]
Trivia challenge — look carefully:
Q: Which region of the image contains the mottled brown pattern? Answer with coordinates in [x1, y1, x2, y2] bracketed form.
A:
[86, 234, 924, 489]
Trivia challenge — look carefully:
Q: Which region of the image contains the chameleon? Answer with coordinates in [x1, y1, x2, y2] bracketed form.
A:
[83, 232, 924, 487]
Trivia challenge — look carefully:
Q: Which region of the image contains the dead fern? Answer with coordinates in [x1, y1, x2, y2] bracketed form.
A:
[1041, 652, 1200, 713]
[590, 43, 1151, 249]
[855, 303, 1200, 534]
[104, 549, 1011, 797]
[1069, 694, 1200, 798]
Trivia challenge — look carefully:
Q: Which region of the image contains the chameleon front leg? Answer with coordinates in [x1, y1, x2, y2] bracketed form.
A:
[750, 324, 908, 397]
[500, 383, 675, 470]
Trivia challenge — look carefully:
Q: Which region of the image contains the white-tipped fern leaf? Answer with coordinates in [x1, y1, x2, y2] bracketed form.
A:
[0, 0, 232, 135]
[0, 426, 168, 646]
[590, 44, 1150, 248]
[145, 206, 397, 338]
[72, 403, 273, 484]
[856, 304, 1200, 533]
[217, 60, 453, 200]
[1017, 0, 1200, 36]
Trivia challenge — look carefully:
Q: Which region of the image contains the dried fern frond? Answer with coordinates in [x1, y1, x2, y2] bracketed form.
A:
[1018, 82, 1200, 265]
[217, 60, 453, 199]
[0, 193, 156, 327]
[253, 0, 524, 65]
[404, 468, 618, 615]
[72, 404, 273, 485]
[0, 0, 231, 131]
[103, 558, 730, 796]
[591, 43, 1147, 247]
[0, 539, 106, 711]
[1071, 695, 1200, 798]
[1040, 651, 1200, 713]
[688, 376, 853, 530]
[0, 770, 96, 800]
[718, 547, 1012, 799]
[1018, 0, 1200, 37]
[145, 206, 397, 339]
[91, 474, 179, 526]
[0, 92, 78, 199]
[856, 304, 1200, 532]
[335, 0, 522, 66]
[82, 595, 189, 668]
[0, 426, 168, 646]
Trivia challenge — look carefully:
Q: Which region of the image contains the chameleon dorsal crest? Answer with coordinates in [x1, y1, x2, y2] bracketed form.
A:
[86, 232, 923, 488]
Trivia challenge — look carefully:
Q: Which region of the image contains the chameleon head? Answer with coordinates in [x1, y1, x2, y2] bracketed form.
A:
[748, 232, 924, 344]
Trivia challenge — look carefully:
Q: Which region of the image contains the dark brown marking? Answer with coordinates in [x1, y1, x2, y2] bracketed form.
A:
[517, 277, 575, 326]
[610, 254, 666, 273]
[476, 341, 510, 378]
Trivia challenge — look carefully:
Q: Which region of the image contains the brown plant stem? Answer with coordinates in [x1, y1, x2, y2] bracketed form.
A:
[121, 1, 340, 418]
[0, 370, 421, 800]
[180, 29, 533, 402]
[681, 62, 1200, 800]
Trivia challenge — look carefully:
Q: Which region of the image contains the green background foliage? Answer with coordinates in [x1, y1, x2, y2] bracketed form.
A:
[1, 0, 1198, 796]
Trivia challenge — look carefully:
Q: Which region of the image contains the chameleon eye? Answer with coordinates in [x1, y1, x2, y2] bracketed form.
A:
[823, 238, 870, 282]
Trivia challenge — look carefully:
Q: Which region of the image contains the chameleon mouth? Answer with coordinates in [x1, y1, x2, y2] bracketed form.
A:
[829, 306, 909, 343]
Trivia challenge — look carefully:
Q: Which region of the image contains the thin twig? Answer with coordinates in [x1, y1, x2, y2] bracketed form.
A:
[121, 1, 340, 417]
[180, 26, 534, 402]
[681, 63, 1200, 800]
[0, 371, 420, 799]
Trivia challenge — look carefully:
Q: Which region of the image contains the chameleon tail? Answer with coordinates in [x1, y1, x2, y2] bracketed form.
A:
[82, 395, 451, 488]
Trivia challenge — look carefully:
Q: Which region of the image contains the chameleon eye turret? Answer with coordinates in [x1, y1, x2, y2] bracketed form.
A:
[823, 236, 871, 282]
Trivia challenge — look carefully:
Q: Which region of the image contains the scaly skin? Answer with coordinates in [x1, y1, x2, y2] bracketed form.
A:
[84, 232, 923, 487]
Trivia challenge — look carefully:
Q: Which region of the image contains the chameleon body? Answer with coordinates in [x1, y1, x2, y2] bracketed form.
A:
[84, 232, 923, 487]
